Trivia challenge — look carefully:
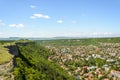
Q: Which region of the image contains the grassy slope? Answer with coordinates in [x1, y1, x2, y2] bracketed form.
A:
[14, 43, 76, 80]
[0, 42, 13, 64]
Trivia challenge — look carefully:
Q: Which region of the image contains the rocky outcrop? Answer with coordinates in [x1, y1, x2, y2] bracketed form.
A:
[5, 45, 19, 56]
[5, 42, 33, 56]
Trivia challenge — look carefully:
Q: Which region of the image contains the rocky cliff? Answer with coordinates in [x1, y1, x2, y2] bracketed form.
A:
[5, 45, 19, 56]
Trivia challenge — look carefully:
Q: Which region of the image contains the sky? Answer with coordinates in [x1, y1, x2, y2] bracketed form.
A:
[0, 0, 120, 38]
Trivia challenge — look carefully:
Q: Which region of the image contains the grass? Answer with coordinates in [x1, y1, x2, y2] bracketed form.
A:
[0, 45, 13, 64]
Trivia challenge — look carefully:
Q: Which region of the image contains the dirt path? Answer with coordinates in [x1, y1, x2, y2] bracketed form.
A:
[0, 59, 14, 80]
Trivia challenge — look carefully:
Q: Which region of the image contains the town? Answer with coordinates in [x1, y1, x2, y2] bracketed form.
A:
[39, 38, 120, 80]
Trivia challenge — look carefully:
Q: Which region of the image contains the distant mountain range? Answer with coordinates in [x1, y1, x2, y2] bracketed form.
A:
[0, 36, 120, 40]
[0, 37, 87, 40]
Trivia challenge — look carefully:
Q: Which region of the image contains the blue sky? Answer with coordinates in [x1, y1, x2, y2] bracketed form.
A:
[0, 0, 120, 37]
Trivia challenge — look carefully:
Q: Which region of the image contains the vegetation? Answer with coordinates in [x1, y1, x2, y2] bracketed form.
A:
[37, 37, 120, 46]
[14, 42, 76, 80]
[1, 37, 120, 80]
[37, 37, 120, 80]
[0, 41, 14, 80]
[0, 41, 13, 64]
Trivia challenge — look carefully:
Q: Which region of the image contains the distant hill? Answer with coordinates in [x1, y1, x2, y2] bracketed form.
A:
[0, 36, 120, 40]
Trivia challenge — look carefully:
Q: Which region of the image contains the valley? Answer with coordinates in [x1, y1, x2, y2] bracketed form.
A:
[0, 37, 120, 80]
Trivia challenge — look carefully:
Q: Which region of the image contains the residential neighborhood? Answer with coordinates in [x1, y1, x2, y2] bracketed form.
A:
[43, 39, 120, 80]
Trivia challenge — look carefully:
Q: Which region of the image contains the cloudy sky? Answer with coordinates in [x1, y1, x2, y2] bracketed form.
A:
[0, 0, 120, 37]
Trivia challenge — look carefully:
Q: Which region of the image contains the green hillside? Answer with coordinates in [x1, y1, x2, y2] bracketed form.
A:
[14, 42, 76, 80]
[37, 37, 120, 46]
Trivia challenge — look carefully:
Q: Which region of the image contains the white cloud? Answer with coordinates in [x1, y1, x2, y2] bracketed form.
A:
[90, 32, 113, 36]
[9, 24, 25, 28]
[0, 20, 5, 26]
[57, 20, 63, 23]
[30, 13, 50, 19]
[30, 5, 36, 9]
[58, 32, 114, 37]
[0, 33, 6, 37]
[103, 32, 112, 35]
[62, 33, 81, 37]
